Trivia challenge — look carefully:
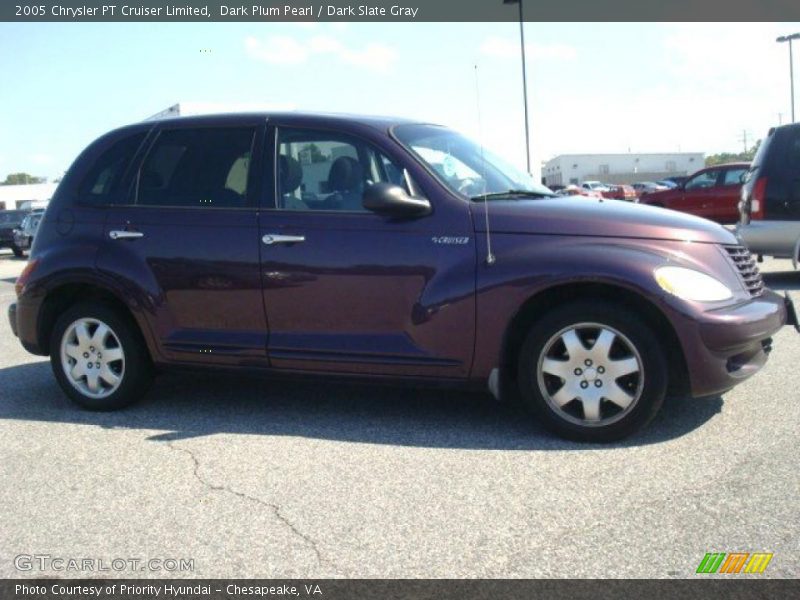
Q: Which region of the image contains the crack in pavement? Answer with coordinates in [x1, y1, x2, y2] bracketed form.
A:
[166, 440, 332, 573]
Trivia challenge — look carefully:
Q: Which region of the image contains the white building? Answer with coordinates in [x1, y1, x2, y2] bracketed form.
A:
[0, 182, 57, 211]
[543, 152, 705, 187]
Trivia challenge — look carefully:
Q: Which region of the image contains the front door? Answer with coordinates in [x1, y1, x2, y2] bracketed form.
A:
[258, 124, 475, 378]
[681, 168, 721, 220]
[97, 122, 269, 365]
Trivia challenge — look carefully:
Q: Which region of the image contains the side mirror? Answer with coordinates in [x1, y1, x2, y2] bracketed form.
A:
[363, 182, 431, 218]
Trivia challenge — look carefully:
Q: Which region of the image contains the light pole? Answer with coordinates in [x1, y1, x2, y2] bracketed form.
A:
[777, 33, 800, 123]
[504, 0, 531, 174]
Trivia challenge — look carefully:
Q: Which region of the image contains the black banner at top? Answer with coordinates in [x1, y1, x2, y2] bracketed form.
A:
[3, 0, 800, 22]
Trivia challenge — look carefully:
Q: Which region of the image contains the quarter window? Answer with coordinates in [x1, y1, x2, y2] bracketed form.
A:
[136, 127, 255, 208]
[275, 128, 406, 212]
[79, 132, 147, 205]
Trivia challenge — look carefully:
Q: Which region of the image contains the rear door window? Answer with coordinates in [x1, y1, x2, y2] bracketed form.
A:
[136, 127, 255, 208]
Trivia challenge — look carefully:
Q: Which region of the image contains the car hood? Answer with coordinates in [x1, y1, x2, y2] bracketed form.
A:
[471, 196, 737, 244]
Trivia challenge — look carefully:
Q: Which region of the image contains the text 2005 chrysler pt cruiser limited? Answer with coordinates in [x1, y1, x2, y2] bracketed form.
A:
[8, 113, 798, 441]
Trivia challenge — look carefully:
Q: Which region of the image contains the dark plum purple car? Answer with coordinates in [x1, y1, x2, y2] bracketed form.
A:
[8, 113, 797, 441]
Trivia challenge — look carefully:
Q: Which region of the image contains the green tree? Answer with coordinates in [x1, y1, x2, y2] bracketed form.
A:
[705, 140, 761, 167]
[1, 173, 46, 185]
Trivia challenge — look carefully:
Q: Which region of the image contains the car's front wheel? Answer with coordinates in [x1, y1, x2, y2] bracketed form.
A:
[518, 301, 667, 442]
[50, 303, 153, 410]
[11, 244, 24, 258]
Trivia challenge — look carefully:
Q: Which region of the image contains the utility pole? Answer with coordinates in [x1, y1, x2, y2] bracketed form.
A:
[738, 130, 751, 153]
[777, 33, 800, 122]
[504, 0, 531, 174]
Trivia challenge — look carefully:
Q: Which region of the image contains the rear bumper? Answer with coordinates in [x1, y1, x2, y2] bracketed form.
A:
[736, 221, 800, 261]
[8, 302, 18, 338]
[678, 290, 789, 397]
[13, 232, 30, 249]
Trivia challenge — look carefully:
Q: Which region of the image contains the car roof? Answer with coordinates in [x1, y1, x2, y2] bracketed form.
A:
[135, 111, 425, 131]
[706, 162, 750, 168]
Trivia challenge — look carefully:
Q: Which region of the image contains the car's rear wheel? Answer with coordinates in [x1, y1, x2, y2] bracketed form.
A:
[11, 244, 24, 258]
[518, 301, 667, 442]
[50, 303, 153, 410]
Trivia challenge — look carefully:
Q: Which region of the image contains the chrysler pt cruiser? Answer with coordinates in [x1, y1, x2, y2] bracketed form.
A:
[8, 113, 796, 441]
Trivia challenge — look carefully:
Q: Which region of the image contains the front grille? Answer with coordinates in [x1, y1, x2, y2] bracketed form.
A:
[724, 245, 764, 297]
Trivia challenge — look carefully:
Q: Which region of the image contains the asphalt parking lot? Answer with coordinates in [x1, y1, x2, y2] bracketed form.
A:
[0, 249, 798, 579]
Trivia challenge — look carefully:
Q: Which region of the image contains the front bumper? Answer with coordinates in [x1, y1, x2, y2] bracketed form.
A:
[8, 302, 18, 338]
[677, 290, 791, 397]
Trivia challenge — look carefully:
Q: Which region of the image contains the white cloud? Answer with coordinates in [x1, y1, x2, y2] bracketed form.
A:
[245, 35, 309, 65]
[480, 36, 578, 61]
[30, 153, 54, 165]
[245, 33, 397, 72]
[177, 101, 296, 115]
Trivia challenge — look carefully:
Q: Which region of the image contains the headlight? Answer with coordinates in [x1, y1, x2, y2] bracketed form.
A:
[654, 266, 733, 302]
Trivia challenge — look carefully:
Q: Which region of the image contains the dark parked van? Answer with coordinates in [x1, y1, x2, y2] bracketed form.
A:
[0, 209, 30, 257]
[739, 123, 800, 265]
[9, 113, 796, 441]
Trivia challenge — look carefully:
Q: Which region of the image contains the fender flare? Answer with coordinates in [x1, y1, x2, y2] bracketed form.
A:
[36, 272, 161, 361]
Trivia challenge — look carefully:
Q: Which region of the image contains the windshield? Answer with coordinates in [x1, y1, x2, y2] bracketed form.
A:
[393, 124, 554, 200]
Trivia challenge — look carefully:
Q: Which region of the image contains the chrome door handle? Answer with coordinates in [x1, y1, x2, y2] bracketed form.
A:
[109, 230, 144, 240]
[262, 234, 305, 245]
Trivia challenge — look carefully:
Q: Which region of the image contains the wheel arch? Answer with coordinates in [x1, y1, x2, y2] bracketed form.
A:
[37, 280, 156, 360]
[500, 281, 689, 399]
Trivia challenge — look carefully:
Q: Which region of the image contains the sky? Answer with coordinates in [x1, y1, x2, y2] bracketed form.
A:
[0, 21, 799, 181]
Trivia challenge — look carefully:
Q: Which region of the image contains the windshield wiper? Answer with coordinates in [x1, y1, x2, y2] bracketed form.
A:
[470, 189, 554, 201]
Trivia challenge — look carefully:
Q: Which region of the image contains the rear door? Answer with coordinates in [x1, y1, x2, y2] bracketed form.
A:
[96, 120, 269, 366]
[257, 123, 476, 378]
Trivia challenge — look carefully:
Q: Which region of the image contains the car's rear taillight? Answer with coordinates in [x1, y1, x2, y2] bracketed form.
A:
[750, 177, 767, 220]
[15, 259, 39, 296]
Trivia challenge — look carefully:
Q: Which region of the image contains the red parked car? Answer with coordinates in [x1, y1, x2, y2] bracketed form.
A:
[603, 184, 637, 201]
[639, 163, 749, 224]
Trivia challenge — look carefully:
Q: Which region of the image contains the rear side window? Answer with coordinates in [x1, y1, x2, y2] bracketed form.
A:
[78, 132, 147, 205]
[137, 127, 255, 208]
[744, 129, 774, 185]
[786, 134, 800, 173]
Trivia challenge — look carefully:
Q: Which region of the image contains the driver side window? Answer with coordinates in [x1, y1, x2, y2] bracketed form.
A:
[685, 169, 719, 190]
[275, 128, 406, 212]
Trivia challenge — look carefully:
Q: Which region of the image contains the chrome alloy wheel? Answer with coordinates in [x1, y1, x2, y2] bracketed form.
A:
[60, 318, 125, 399]
[536, 322, 644, 427]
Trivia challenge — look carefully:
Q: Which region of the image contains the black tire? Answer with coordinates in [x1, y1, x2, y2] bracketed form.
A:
[49, 302, 153, 410]
[11, 244, 24, 258]
[517, 300, 667, 442]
